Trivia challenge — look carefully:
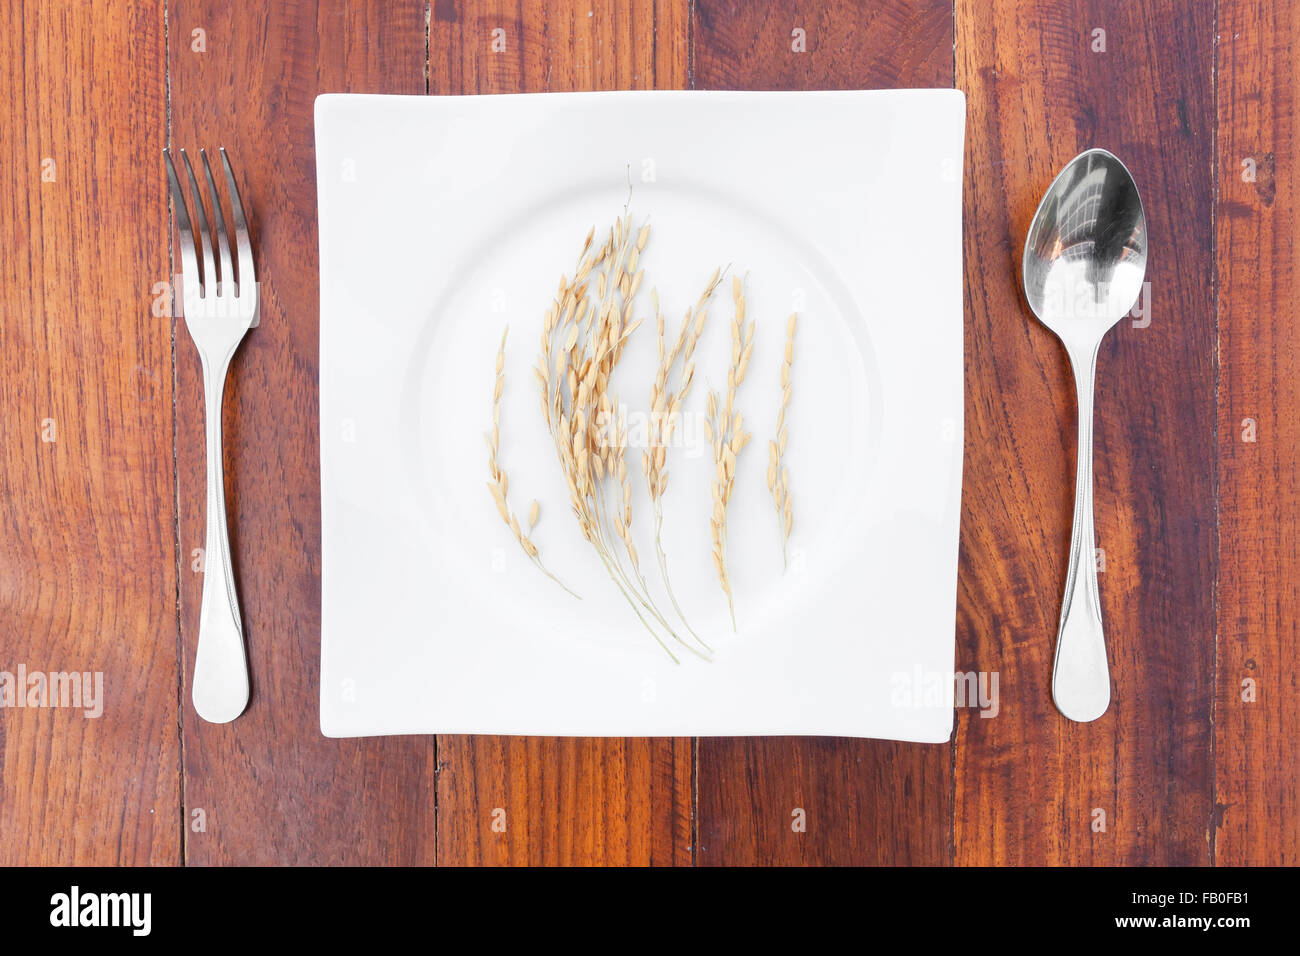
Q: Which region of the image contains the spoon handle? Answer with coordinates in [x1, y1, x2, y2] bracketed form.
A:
[1052, 344, 1111, 722]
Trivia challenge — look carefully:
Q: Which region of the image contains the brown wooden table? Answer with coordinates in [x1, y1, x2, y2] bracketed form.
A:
[1, 0, 1294, 866]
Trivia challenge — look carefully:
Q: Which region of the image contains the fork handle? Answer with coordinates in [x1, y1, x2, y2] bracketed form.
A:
[192, 352, 250, 723]
[1051, 342, 1111, 722]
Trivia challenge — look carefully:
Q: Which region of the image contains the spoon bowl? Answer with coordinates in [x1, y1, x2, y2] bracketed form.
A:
[1024, 149, 1147, 349]
[1022, 148, 1147, 723]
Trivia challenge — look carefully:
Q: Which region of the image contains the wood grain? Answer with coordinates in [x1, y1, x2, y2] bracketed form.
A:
[0, 0, 179, 865]
[691, 0, 955, 866]
[432, 0, 689, 93]
[1215, 0, 1300, 866]
[168, 0, 437, 865]
[692, 0, 952, 91]
[953, 0, 1216, 864]
[436, 737, 691, 866]
[430, 0, 694, 866]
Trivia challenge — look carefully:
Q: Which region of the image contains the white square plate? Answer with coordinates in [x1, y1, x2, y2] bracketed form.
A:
[316, 90, 965, 741]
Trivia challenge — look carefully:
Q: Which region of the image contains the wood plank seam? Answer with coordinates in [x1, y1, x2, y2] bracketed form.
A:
[163, 0, 190, 868]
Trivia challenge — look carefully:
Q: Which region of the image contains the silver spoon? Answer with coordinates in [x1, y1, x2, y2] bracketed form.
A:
[1022, 148, 1147, 722]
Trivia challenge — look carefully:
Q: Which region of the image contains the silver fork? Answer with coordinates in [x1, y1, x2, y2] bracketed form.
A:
[164, 147, 257, 724]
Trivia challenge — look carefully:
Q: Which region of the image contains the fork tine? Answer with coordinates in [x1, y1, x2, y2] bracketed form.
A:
[180, 149, 216, 297]
[163, 149, 200, 306]
[200, 149, 234, 297]
[219, 148, 256, 298]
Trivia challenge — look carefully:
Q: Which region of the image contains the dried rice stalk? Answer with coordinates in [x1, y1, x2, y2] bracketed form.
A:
[767, 313, 798, 567]
[703, 276, 755, 630]
[642, 268, 724, 647]
[536, 216, 707, 662]
[486, 327, 580, 598]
